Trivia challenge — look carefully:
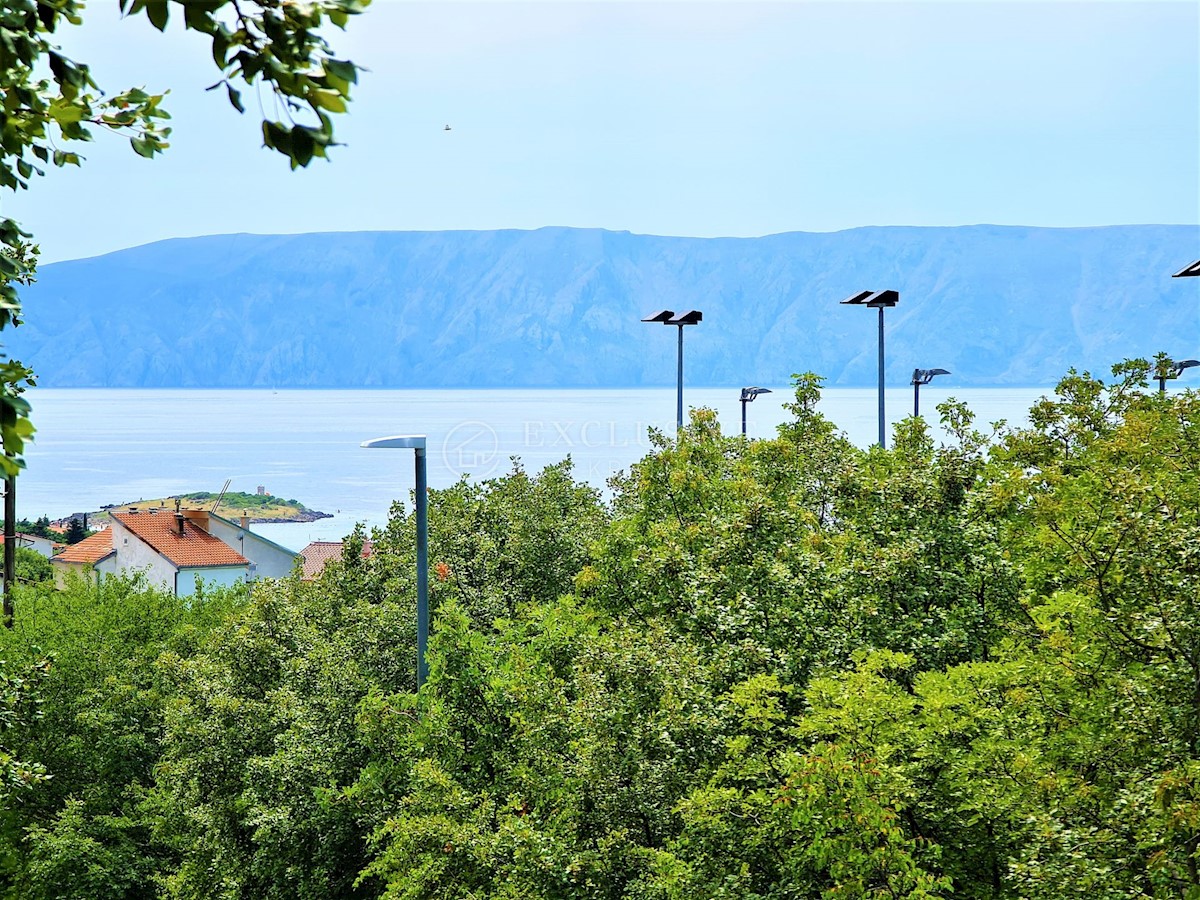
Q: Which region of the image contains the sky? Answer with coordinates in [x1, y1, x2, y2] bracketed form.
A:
[6, 0, 1198, 264]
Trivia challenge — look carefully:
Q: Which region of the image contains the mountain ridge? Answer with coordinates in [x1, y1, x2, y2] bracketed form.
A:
[12, 224, 1200, 388]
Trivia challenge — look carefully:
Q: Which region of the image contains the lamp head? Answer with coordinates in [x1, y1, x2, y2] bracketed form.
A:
[740, 386, 772, 402]
[841, 289, 899, 308]
[362, 435, 428, 450]
[1172, 260, 1200, 278]
[666, 309, 703, 325]
[864, 289, 899, 308]
[641, 309, 675, 323]
[911, 368, 951, 386]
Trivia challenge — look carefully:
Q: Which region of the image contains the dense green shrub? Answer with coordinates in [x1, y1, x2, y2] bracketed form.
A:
[5, 366, 1200, 898]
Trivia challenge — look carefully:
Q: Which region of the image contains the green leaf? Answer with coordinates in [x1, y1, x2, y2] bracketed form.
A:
[310, 90, 346, 114]
[145, 0, 169, 31]
[48, 100, 85, 126]
[324, 59, 359, 86]
[290, 126, 315, 167]
[262, 121, 292, 156]
[130, 137, 156, 159]
[226, 85, 244, 114]
[212, 29, 230, 69]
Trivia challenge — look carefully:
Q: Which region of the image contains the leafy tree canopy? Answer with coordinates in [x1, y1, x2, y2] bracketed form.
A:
[7, 367, 1200, 897]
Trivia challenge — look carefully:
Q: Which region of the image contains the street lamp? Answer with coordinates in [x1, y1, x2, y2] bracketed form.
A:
[642, 308, 703, 431]
[739, 386, 772, 436]
[910, 368, 951, 417]
[1155, 358, 1200, 393]
[361, 435, 429, 690]
[1172, 260, 1200, 277]
[840, 289, 899, 448]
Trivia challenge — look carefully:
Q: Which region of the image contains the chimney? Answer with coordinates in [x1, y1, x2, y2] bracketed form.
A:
[182, 509, 210, 532]
[175, 513, 186, 535]
[240, 515, 249, 530]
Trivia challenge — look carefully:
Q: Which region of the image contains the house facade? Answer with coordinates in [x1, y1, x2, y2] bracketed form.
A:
[187, 510, 299, 579]
[51, 529, 119, 589]
[108, 511, 249, 595]
[51, 509, 300, 596]
[16, 533, 58, 559]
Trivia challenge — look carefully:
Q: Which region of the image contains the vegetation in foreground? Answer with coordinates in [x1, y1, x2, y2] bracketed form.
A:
[2, 362, 1200, 898]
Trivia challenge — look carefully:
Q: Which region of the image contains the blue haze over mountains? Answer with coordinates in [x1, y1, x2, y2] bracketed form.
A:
[14, 224, 1200, 389]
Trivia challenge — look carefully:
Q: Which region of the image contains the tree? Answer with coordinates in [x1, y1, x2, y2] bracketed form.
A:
[0, 573, 245, 898]
[15, 517, 52, 540]
[63, 518, 84, 545]
[0, 0, 370, 473]
[13, 547, 50, 585]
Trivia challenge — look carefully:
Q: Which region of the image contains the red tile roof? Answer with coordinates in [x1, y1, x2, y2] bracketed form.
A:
[52, 529, 115, 565]
[300, 540, 372, 580]
[112, 512, 248, 568]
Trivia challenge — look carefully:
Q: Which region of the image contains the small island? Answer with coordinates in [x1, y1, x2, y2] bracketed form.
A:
[90, 491, 333, 526]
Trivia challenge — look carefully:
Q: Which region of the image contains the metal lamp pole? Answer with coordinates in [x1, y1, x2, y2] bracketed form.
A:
[840, 290, 899, 448]
[643, 309, 703, 431]
[361, 435, 429, 689]
[739, 386, 772, 436]
[910, 368, 951, 417]
[1172, 263, 1200, 367]
[1156, 359, 1200, 393]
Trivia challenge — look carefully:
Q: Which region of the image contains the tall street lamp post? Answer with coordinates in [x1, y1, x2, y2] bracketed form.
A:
[739, 386, 772, 436]
[361, 435, 429, 689]
[840, 289, 899, 448]
[642, 309, 703, 431]
[910, 368, 950, 417]
[1156, 358, 1200, 393]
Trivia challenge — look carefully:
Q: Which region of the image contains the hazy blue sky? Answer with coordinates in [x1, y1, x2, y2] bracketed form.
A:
[8, 0, 1198, 263]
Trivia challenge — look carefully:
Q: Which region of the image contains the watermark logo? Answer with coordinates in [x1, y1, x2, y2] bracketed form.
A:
[521, 420, 656, 450]
[438, 418, 661, 483]
[442, 420, 501, 479]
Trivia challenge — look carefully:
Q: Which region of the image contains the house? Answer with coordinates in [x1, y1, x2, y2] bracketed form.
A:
[179, 509, 298, 580]
[16, 532, 58, 559]
[50, 508, 300, 596]
[51, 529, 119, 589]
[299, 540, 372, 581]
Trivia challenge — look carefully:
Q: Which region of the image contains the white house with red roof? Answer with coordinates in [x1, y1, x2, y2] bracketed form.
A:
[51, 508, 300, 596]
[51, 529, 119, 589]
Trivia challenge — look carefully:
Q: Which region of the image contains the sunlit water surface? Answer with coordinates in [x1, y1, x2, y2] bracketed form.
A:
[20, 386, 1054, 550]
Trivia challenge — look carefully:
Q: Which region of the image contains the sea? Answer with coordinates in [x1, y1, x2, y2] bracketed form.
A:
[19, 386, 1056, 552]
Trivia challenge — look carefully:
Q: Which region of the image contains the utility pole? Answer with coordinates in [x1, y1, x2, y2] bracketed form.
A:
[4, 471, 15, 628]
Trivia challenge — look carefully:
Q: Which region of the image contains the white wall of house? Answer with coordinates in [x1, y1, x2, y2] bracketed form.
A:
[52, 559, 87, 590]
[206, 514, 298, 579]
[51, 555, 119, 590]
[176, 566, 248, 596]
[96, 555, 121, 581]
[109, 518, 178, 592]
[18, 534, 55, 558]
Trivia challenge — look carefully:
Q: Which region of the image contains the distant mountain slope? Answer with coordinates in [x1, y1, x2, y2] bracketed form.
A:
[10, 225, 1200, 388]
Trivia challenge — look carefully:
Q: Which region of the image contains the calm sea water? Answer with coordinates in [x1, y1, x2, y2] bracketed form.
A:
[19, 387, 1052, 551]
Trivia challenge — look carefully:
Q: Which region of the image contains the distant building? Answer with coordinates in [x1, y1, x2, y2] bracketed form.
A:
[50, 508, 299, 596]
[299, 540, 372, 581]
[16, 532, 57, 559]
[51, 529, 118, 589]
